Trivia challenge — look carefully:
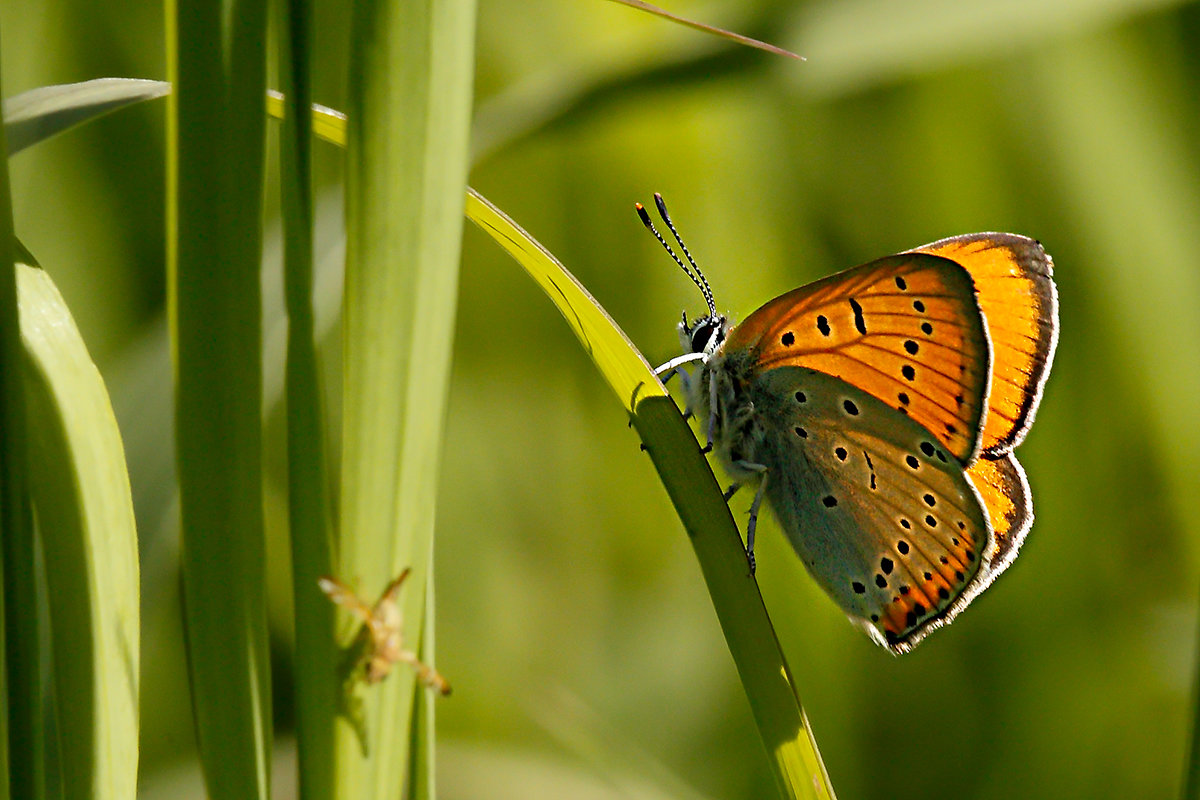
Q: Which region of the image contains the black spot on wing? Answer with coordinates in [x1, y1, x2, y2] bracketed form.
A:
[849, 298, 867, 335]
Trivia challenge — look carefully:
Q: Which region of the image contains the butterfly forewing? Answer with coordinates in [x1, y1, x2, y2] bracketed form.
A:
[748, 367, 993, 653]
[723, 254, 991, 462]
[911, 234, 1057, 456]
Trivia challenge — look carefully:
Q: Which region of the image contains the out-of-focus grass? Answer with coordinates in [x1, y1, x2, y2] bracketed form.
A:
[167, 0, 272, 795]
[20, 262, 140, 800]
[0, 41, 32, 800]
[333, 0, 475, 797]
[8, 0, 1200, 797]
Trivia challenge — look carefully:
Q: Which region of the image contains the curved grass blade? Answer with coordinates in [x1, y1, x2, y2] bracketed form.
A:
[465, 189, 836, 800]
[19, 263, 139, 800]
[3, 78, 170, 157]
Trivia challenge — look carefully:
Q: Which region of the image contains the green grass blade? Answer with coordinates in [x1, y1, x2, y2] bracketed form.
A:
[0, 49, 41, 799]
[1184, 583, 1200, 800]
[407, 579, 435, 800]
[276, 2, 338, 800]
[18, 263, 139, 800]
[0, 58, 24, 800]
[167, 0, 271, 796]
[335, 0, 474, 794]
[3, 79, 170, 157]
[465, 189, 836, 800]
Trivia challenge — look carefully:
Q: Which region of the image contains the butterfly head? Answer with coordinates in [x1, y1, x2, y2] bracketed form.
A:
[679, 309, 727, 357]
[636, 194, 726, 359]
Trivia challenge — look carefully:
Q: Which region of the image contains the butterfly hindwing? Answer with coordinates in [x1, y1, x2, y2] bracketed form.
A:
[748, 367, 994, 653]
[723, 253, 992, 463]
[910, 234, 1057, 456]
[966, 452, 1033, 584]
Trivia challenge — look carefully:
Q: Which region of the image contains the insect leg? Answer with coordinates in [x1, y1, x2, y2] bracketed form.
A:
[318, 577, 375, 625]
[654, 352, 706, 376]
[399, 650, 452, 696]
[378, 568, 411, 605]
[734, 464, 768, 574]
[703, 373, 718, 454]
[675, 365, 692, 396]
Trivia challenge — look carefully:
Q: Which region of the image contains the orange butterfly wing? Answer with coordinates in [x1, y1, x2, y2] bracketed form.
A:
[723, 254, 991, 462]
[966, 452, 1032, 580]
[910, 234, 1057, 457]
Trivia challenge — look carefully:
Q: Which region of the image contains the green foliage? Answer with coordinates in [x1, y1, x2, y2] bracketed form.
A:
[167, 0, 272, 795]
[20, 263, 140, 800]
[2, 79, 153, 800]
[334, 0, 474, 797]
[6, 1, 1200, 799]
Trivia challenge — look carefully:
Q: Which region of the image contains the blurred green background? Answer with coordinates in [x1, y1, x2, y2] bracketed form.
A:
[5, 0, 1200, 797]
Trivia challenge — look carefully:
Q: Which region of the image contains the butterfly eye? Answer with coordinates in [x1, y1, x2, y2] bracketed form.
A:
[689, 316, 726, 354]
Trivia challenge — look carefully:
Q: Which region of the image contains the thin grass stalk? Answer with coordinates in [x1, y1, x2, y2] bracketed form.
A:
[277, 1, 338, 798]
[1183, 582, 1200, 800]
[166, 0, 272, 795]
[0, 42, 42, 799]
[407, 547, 437, 799]
[335, 0, 475, 795]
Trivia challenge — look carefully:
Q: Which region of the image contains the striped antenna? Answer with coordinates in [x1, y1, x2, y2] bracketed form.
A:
[636, 195, 717, 317]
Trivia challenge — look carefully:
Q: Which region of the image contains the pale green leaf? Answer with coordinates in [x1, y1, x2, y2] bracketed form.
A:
[19, 263, 139, 800]
[3, 78, 170, 156]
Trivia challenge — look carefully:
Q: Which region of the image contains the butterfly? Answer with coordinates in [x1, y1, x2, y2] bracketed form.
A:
[639, 194, 1058, 653]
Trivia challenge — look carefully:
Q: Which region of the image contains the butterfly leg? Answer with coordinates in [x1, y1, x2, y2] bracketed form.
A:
[675, 365, 692, 397]
[744, 466, 769, 573]
[702, 373, 719, 454]
[669, 367, 696, 421]
[725, 462, 767, 573]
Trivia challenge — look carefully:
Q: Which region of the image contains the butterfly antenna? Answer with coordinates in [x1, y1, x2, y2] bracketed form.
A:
[654, 193, 717, 317]
[636, 197, 717, 317]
